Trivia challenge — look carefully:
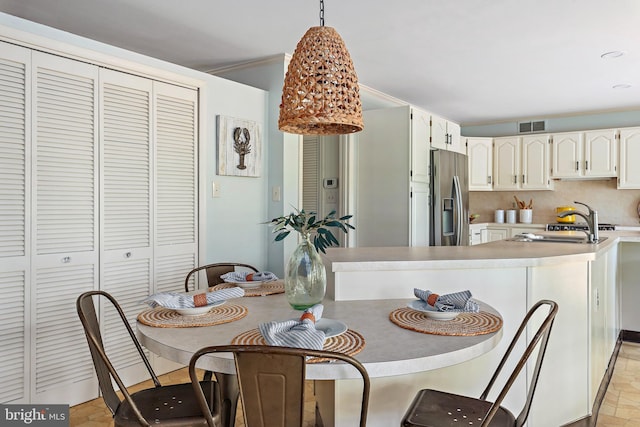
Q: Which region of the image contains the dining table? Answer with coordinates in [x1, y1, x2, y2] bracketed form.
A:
[137, 289, 503, 427]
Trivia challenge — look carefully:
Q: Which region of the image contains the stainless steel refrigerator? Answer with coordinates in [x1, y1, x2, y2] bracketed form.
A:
[430, 150, 469, 246]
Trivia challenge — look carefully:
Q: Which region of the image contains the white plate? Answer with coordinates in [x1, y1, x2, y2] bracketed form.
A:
[316, 318, 348, 338]
[407, 300, 460, 321]
[174, 300, 225, 316]
[232, 280, 267, 289]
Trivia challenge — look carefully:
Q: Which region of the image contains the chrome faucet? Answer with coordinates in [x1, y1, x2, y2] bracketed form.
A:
[557, 201, 599, 243]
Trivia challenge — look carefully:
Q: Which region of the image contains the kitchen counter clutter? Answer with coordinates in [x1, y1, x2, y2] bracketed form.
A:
[322, 230, 640, 427]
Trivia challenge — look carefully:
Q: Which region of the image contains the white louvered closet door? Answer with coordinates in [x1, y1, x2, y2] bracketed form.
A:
[99, 69, 154, 387]
[31, 52, 99, 405]
[154, 82, 197, 293]
[0, 42, 30, 404]
[152, 82, 198, 374]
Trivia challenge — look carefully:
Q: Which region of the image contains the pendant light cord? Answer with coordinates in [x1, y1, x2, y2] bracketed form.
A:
[319, 0, 325, 26]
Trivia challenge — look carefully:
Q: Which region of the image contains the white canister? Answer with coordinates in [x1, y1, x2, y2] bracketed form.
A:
[506, 209, 517, 224]
[494, 209, 505, 223]
[519, 209, 533, 224]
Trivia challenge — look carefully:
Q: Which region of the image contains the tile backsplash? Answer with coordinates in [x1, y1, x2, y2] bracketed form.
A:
[470, 179, 640, 226]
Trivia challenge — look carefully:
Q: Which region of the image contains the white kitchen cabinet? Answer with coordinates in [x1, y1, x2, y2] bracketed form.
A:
[355, 106, 430, 247]
[493, 135, 551, 191]
[521, 134, 551, 189]
[431, 114, 463, 154]
[411, 108, 431, 184]
[469, 223, 486, 245]
[618, 127, 640, 189]
[411, 182, 430, 246]
[551, 130, 617, 178]
[466, 137, 493, 191]
[493, 137, 519, 190]
[485, 226, 508, 242]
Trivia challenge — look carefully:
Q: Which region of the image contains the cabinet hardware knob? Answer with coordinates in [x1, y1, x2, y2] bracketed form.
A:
[125, 252, 132, 258]
[62, 256, 71, 264]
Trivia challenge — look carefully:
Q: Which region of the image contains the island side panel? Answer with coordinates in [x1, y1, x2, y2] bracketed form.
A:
[528, 261, 589, 426]
[322, 266, 529, 426]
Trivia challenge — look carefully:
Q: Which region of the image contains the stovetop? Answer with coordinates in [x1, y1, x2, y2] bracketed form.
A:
[546, 223, 617, 231]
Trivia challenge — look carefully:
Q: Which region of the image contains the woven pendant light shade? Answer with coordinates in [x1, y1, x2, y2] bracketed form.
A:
[279, 26, 363, 135]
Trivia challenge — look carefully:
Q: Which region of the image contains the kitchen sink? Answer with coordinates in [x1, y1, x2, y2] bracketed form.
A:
[507, 232, 609, 244]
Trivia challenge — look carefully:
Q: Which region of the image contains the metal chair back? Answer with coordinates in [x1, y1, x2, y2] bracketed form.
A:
[189, 344, 370, 427]
[402, 299, 558, 427]
[184, 262, 258, 291]
[77, 290, 216, 426]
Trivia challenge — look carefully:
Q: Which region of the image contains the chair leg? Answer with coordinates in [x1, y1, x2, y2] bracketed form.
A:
[215, 372, 240, 427]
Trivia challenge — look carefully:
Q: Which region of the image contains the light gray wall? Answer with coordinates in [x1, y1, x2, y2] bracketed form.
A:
[462, 110, 640, 137]
[212, 57, 300, 277]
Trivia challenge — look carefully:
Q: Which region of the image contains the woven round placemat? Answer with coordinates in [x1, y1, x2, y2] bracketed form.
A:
[389, 308, 502, 336]
[230, 328, 365, 363]
[137, 304, 247, 328]
[210, 281, 284, 297]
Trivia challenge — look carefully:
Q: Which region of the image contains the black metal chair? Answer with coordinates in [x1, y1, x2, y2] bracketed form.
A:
[189, 344, 371, 427]
[184, 262, 258, 291]
[401, 299, 558, 427]
[76, 290, 220, 426]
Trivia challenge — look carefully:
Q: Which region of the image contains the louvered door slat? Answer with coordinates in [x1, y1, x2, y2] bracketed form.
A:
[0, 51, 27, 260]
[156, 87, 197, 247]
[102, 75, 151, 251]
[35, 61, 97, 255]
[34, 264, 95, 394]
[102, 259, 151, 380]
[156, 252, 196, 293]
[0, 270, 26, 402]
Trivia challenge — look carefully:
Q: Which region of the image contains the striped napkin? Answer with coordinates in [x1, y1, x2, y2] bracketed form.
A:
[221, 271, 278, 283]
[258, 304, 326, 350]
[142, 287, 245, 309]
[414, 288, 480, 312]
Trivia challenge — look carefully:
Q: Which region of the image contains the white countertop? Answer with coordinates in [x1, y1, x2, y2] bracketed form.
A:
[137, 294, 502, 380]
[324, 231, 640, 271]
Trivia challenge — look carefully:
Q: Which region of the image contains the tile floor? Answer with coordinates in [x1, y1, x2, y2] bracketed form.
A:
[70, 342, 640, 426]
[595, 341, 640, 427]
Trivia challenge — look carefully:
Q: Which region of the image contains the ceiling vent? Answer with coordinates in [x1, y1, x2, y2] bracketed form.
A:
[518, 120, 546, 134]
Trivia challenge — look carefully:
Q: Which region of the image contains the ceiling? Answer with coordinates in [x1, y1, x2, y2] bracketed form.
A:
[1, 0, 639, 125]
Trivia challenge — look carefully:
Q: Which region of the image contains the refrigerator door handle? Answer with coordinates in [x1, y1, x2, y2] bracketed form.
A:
[453, 175, 463, 246]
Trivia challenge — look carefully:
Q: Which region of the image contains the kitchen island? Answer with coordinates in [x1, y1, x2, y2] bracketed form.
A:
[321, 231, 640, 427]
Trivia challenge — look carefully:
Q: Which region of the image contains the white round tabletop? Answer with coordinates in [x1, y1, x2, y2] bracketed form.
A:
[137, 293, 502, 380]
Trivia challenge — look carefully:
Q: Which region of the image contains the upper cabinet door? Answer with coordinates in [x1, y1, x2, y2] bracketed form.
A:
[430, 114, 448, 150]
[466, 137, 493, 191]
[493, 137, 520, 190]
[521, 134, 551, 190]
[447, 122, 463, 154]
[618, 127, 640, 189]
[411, 108, 430, 183]
[552, 132, 582, 178]
[584, 129, 617, 178]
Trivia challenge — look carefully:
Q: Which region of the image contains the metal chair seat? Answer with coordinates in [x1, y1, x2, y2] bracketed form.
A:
[403, 389, 515, 427]
[114, 382, 215, 427]
[402, 300, 558, 427]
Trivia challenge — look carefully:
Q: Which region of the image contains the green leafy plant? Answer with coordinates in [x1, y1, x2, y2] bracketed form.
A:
[267, 208, 355, 253]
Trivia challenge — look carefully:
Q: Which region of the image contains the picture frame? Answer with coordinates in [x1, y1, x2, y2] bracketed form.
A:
[217, 115, 262, 177]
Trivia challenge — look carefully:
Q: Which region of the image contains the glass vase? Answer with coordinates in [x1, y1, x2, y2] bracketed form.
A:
[284, 233, 326, 310]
